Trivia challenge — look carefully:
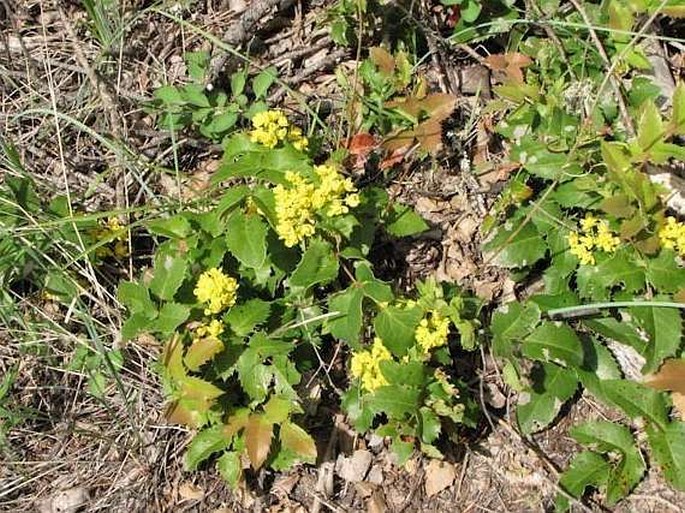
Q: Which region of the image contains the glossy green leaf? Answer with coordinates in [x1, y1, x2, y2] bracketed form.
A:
[647, 422, 685, 491]
[290, 239, 339, 289]
[185, 336, 224, 372]
[117, 281, 156, 318]
[491, 302, 541, 357]
[154, 302, 190, 338]
[368, 385, 421, 418]
[224, 298, 271, 337]
[185, 425, 232, 470]
[484, 221, 547, 268]
[149, 253, 187, 301]
[630, 304, 682, 374]
[225, 211, 267, 269]
[253, 67, 278, 99]
[557, 451, 610, 511]
[522, 322, 584, 367]
[646, 250, 685, 293]
[600, 380, 669, 430]
[327, 287, 364, 345]
[216, 451, 242, 487]
[373, 305, 422, 356]
[385, 203, 429, 237]
[146, 215, 191, 239]
[570, 421, 645, 504]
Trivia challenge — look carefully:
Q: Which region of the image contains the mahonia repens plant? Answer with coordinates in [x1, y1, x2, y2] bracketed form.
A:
[117, 108, 476, 485]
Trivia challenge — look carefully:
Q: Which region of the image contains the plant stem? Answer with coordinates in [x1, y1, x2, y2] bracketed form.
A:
[548, 301, 685, 320]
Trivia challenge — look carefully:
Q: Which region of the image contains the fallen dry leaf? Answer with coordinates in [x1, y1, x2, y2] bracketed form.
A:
[424, 459, 456, 497]
[366, 489, 388, 513]
[337, 449, 373, 482]
[178, 482, 204, 502]
[38, 487, 89, 513]
[484, 52, 532, 84]
[673, 392, 685, 419]
[645, 358, 685, 392]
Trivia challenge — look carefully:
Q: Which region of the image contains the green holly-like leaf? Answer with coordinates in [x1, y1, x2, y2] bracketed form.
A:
[557, 451, 611, 511]
[117, 281, 156, 317]
[576, 251, 645, 300]
[385, 203, 429, 237]
[419, 407, 441, 444]
[517, 363, 577, 434]
[154, 302, 190, 338]
[216, 451, 242, 487]
[575, 337, 622, 403]
[522, 322, 584, 367]
[630, 304, 683, 374]
[279, 421, 317, 464]
[647, 421, 685, 491]
[146, 215, 192, 239]
[570, 421, 646, 505]
[225, 211, 267, 269]
[583, 317, 646, 353]
[600, 380, 669, 430]
[379, 360, 426, 387]
[672, 82, 685, 135]
[290, 238, 339, 289]
[367, 385, 421, 418]
[637, 101, 664, 153]
[646, 250, 685, 293]
[185, 425, 233, 470]
[355, 262, 394, 303]
[327, 287, 364, 346]
[224, 298, 271, 337]
[484, 221, 547, 268]
[253, 66, 277, 99]
[373, 305, 422, 357]
[149, 253, 187, 301]
[491, 302, 541, 357]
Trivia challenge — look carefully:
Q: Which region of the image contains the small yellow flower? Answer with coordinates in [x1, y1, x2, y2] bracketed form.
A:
[196, 319, 224, 339]
[567, 216, 620, 266]
[415, 311, 451, 352]
[93, 217, 129, 258]
[273, 164, 359, 247]
[193, 268, 238, 315]
[659, 217, 685, 256]
[350, 337, 392, 392]
[249, 109, 309, 151]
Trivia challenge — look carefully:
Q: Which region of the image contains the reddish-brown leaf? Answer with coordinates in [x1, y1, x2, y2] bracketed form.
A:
[165, 400, 199, 427]
[414, 117, 444, 154]
[346, 133, 377, 156]
[379, 145, 411, 170]
[369, 47, 395, 75]
[484, 52, 532, 84]
[645, 358, 685, 394]
[245, 414, 274, 470]
[184, 337, 224, 372]
[386, 93, 458, 120]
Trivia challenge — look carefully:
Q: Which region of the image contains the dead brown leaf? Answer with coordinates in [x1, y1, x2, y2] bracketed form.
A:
[424, 459, 456, 497]
[366, 489, 388, 513]
[369, 47, 395, 75]
[178, 482, 204, 502]
[484, 53, 532, 84]
[645, 358, 685, 392]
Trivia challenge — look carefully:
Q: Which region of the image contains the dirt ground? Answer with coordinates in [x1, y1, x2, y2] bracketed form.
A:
[2, 1, 685, 512]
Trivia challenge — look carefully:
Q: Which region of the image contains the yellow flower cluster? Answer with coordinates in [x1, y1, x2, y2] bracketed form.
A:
[249, 110, 309, 151]
[195, 319, 224, 339]
[567, 215, 620, 266]
[93, 217, 128, 258]
[350, 337, 392, 392]
[659, 217, 685, 256]
[193, 268, 238, 315]
[273, 164, 360, 247]
[415, 311, 450, 352]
